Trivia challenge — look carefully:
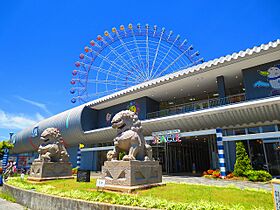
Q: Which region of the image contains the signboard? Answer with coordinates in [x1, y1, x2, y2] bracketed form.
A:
[96, 179, 106, 187]
[77, 169, 90, 182]
[152, 129, 181, 144]
[32, 126, 39, 137]
[272, 179, 280, 210]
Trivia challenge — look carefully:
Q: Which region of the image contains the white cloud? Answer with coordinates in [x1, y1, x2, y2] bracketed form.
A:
[16, 96, 52, 115]
[0, 109, 44, 129]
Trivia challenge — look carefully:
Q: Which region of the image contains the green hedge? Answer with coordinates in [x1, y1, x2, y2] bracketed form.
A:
[245, 170, 272, 182]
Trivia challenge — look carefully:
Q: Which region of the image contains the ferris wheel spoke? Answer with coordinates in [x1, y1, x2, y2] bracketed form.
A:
[151, 34, 180, 78]
[154, 46, 195, 78]
[129, 26, 146, 75]
[145, 24, 150, 79]
[100, 38, 146, 82]
[86, 65, 139, 83]
[110, 30, 147, 81]
[86, 50, 129, 74]
[79, 88, 126, 99]
[87, 50, 139, 80]
[115, 28, 143, 71]
[71, 23, 204, 104]
[83, 47, 130, 74]
[150, 27, 164, 77]
[84, 79, 137, 85]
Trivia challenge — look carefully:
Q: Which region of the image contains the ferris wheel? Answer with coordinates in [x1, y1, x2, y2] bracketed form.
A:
[70, 23, 204, 104]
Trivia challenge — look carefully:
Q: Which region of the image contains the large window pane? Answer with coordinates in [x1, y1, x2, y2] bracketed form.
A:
[264, 140, 280, 176]
[249, 140, 266, 171]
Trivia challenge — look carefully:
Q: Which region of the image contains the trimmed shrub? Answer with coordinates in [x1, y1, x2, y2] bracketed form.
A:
[245, 170, 272, 182]
[234, 141, 253, 177]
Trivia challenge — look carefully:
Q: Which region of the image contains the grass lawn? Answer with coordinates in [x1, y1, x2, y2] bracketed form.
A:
[7, 177, 273, 210]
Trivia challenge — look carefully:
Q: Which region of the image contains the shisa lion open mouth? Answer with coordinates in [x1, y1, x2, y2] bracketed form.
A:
[111, 118, 126, 130]
[40, 136, 50, 143]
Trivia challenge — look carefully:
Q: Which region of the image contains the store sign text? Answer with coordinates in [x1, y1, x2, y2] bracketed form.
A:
[152, 129, 181, 144]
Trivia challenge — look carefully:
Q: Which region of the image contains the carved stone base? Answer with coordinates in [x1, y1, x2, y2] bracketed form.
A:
[101, 161, 162, 189]
[102, 182, 166, 193]
[28, 162, 73, 181]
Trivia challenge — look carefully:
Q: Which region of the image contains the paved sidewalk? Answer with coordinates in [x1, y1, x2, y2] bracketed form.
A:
[0, 197, 26, 210]
[91, 172, 272, 191]
[163, 175, 272, 191]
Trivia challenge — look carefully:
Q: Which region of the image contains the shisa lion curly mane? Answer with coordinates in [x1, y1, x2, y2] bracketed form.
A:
[120, 110, 142, 132]
[43, 128, 62, 140]
[108, 110, 152, 161]
[35, 127, 69, 162]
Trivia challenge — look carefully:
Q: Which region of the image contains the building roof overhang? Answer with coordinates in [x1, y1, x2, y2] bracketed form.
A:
[82, 95, 280, 144]
[84, 39, 280, 110]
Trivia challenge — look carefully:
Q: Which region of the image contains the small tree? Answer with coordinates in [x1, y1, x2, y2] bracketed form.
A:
[0, 140, 14, 159]
[234, 141, 252, 177]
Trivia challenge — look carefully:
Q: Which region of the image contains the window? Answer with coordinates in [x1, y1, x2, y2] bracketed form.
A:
[248, 127, 260, 134]
[234, 128, 246, 135]
[262, 125, 276, 133]
[226, 129, 234, 136]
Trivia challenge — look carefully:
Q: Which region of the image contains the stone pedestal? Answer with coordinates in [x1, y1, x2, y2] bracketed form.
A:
[28, 162, 73, 181]
[101, 160, 164, 192]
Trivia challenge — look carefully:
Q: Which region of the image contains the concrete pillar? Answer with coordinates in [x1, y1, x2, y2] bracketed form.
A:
[216, 76, 226, 98]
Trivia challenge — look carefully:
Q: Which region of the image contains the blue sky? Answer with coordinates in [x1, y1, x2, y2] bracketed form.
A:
[0, 0, 279, 140]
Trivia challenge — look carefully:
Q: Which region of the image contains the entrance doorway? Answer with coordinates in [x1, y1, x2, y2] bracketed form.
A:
[152, 135, 214, 174]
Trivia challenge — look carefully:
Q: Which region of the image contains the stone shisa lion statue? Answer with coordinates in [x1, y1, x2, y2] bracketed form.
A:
[107, 110, 153, 161]
[28, 127, 72, 181]
[34, 127, 70, 162]
[102, 110, 162, 191]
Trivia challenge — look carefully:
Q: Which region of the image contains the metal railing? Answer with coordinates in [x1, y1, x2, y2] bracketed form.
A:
[146, 93, 246, 119]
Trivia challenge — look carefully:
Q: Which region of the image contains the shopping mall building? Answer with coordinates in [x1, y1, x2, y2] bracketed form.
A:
[11, 39, 280, 176]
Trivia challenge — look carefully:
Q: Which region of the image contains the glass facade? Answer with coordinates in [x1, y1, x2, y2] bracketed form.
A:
[151, 135, 217, 174]
[223, 125, 277, 136]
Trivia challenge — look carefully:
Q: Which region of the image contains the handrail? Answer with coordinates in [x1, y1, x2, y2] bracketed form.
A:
[146, 93, 246, 119]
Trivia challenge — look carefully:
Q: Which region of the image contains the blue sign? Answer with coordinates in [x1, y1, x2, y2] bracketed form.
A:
[32, 126, 39, 137]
